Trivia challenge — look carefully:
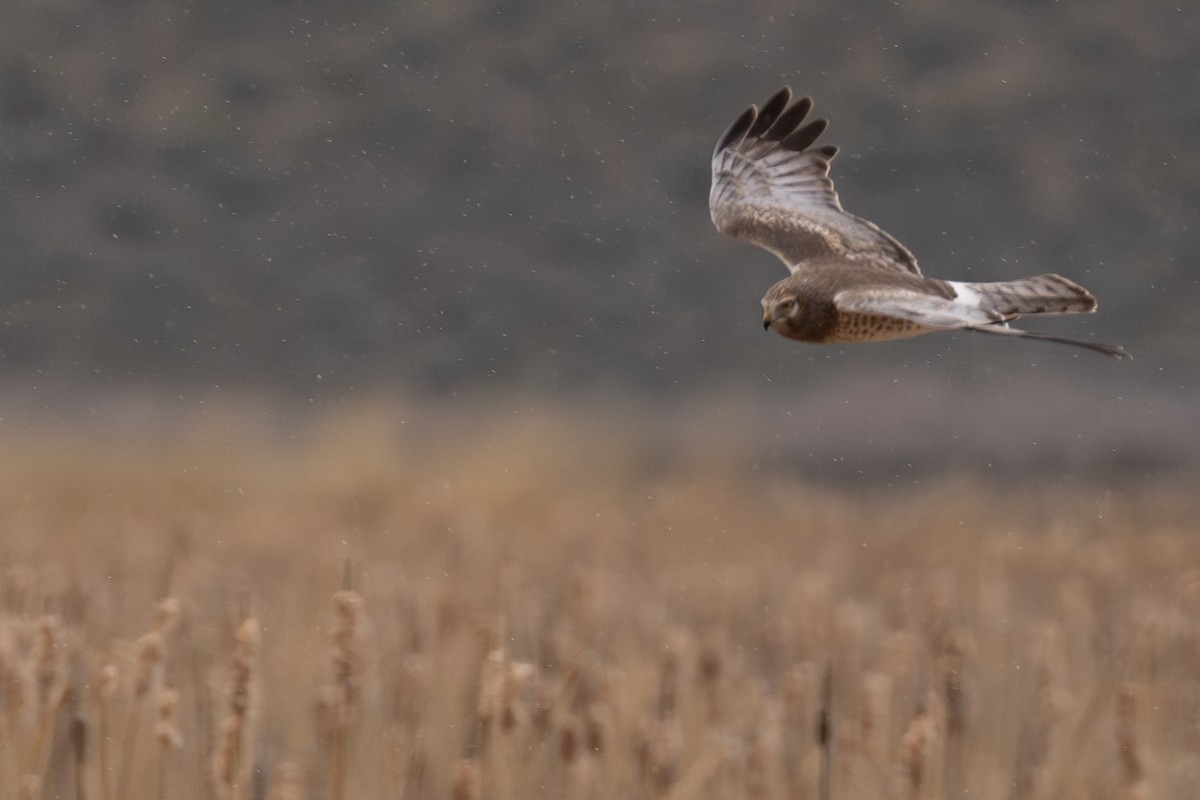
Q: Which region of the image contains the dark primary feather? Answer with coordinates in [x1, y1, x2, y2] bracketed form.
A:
[709, 88, 922, 276]
[779, 119, 828, 152]
[747, 87, 791, 137]
[765, 96, 813, 139]
[713, 106, 756, 158]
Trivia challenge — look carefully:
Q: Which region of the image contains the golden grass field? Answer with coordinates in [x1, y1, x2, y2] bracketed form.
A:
[1, 402, 1198, 800]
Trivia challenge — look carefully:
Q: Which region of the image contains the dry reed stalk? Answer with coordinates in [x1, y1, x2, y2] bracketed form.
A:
[731, 684, 785, 800]
[154, 688, 183, 800]
[578, 709, 607, 800]
[658, 738, 726, 800]
[1, 625, 29, 758]
[1012, 682, 1067, 800]
[781, 663, 818, 797]
[499, 659, 537, 793]
[697, 634, 723, 725]
[325, 589, 367, 800]
[24, 615, 68, 800]
[559, 715, 601, 800]
[115, 598, 178, 800]
[451, 758, 481, 800]
[266, 760, 304, 800]
[154, 599, 182, 638]
[1013, 625, 1069, 800]
[115, 630, 165, 800]
[937, 629, 974, 797]
[1038, 658, 1121, 800]
[16, 774, 40, 800]
[475, 647, 535, 800]
[899, 699, 943, 800]
[637, 717, 682, 797]
[818, 662, 833, 800]
[1116, 683, 1145, 798]
[860, 671, 891, 792]
[97, 664, 117, 800]
[211, 616, 259, 800]
[657, 644, 680, 721]
[639, 646, 685, 796]
[477, 647, 506, 744]
[883, 631, 926, 742]
[68, 712, 87, 800]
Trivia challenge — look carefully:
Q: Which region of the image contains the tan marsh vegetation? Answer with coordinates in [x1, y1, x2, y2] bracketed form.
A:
[0, 405, 1198, 799]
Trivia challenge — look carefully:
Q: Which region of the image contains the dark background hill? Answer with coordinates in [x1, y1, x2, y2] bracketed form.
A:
[1, 0, 1197, 477]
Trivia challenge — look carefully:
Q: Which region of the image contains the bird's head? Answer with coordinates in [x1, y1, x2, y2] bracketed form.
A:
[761, 283, 807, 336]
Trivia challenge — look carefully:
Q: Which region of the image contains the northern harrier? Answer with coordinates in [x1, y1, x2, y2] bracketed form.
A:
[710, 88, 1127, 358]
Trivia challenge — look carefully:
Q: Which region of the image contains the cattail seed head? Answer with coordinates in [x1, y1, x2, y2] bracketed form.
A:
[34, 615, 65, 709]
[133, 630, 166, 698]
[1117, 683, 1143, 786]
[100, 663, 119, 699]
[560, 722, 578, 764]
[155, 688, 183, 749]
[451, 759, 481, 800]
[266, 761, 304, 800]
[154, 598, 182, 635]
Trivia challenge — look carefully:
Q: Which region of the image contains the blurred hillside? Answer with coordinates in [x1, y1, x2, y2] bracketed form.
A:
[1, 0, 1198, 474]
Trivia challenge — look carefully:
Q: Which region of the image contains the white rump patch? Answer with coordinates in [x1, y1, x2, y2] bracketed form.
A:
[947, 281, 984, 308]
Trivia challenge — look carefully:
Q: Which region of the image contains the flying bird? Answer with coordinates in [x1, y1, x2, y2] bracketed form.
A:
[709, 88, 1127, 358]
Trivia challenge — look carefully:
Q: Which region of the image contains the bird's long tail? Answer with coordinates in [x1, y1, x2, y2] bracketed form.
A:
[953, 273, 1128, 358]
[963, 273, 1097, 317]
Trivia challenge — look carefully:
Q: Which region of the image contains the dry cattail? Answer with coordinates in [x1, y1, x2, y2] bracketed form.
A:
[899, 705, 939, 800]
[697, 633, 723, 723]
[567, 715, 601, 800]
[69, 713, 87, 800]
[1116, 683, 1143, 787]
[33, 615, 66, 710]
[155, 688, 183, 800]
[132, 631, 166, 699]
[211, 616, 260, 800]
[657, 650, 679, 720]
[5, 564, 35, 614]
[937, 628, 974, 735]
[937, 628, 974, 799]
[98, 663, 118, 800]
[16, 774, 40, 800]
[116, 614, 173, 800]
[451, 758, 481, 800]
[531, 676, 555, 736]
[266, 761, 305, 800]
[501, 659, 535, 733]
[781, 663, 818, 795]
[584, 708, 604, 755]
[331, 589, 366, 709]
[155, 688, 183, 750]
[154, 598, 182, 636]
[636, 717, 680, 795]
[559, 721, 578, 765]
[99, 663, 119, 700]
[477, 647, 506, 736]
[24, 616, 71, 800]
[325, 590, 369, 800]
[860, 671, 891, 767]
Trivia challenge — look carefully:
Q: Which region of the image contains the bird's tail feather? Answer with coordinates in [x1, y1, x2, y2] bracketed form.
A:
[966, 274, 1097, 318]
[965, 323, 1129, 359]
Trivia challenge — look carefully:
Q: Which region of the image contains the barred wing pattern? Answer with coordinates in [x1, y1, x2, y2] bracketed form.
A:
[709, 87, 921, 275]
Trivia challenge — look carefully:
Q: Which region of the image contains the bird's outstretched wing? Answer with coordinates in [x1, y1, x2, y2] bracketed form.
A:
[710, 87, 921, 276]
[834, 286, 1002, 328]
[834, 286, 1129, 358]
